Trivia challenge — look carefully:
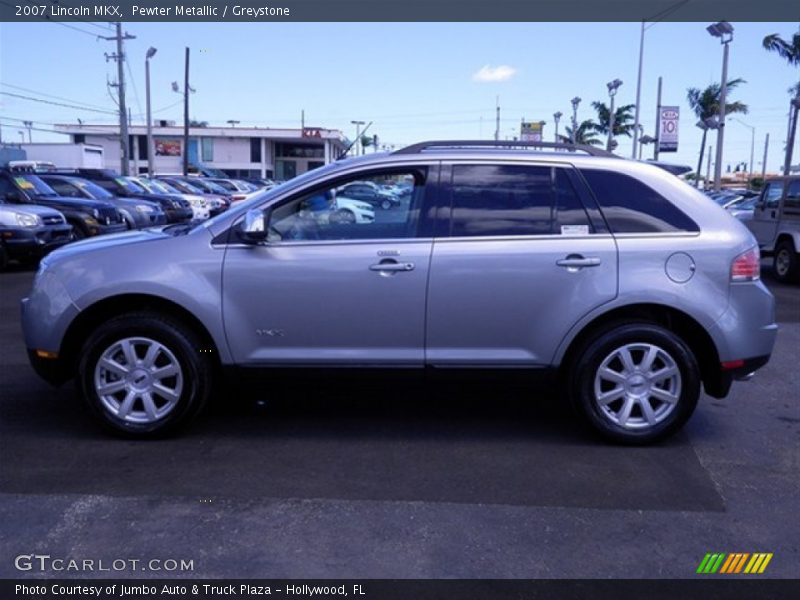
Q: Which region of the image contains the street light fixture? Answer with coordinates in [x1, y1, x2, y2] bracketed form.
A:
[606, 79, 623, 152]
[145, 46, 157, 175]
[553, 111, 563, 142]
[570, 97, 581, 144]
[707, 21, 734, 191]
[227, 120, 240, 127]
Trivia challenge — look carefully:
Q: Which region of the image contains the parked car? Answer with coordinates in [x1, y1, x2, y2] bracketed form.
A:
[204, 178, 262, 203]
[52, 169, 194, 224]
[155, 177, 229, 217]
[0, 169, 127, 240]
[338, 181, 401, 210]
[128, 177, 210, 221]
[745, 175, 800, 283]
[21, 141, 776, 443]
[39, 175, 166, 230]
[0, 202, 72, 270]
[726, 196, 758, 222]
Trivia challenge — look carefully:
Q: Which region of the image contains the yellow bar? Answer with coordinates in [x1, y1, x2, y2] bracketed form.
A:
[744, 554, 759, 573]
[734, 553, 749, 573]
[749, 554, 766, 573]
[758, 553, 773, 574]
[720, 554, 737, 574]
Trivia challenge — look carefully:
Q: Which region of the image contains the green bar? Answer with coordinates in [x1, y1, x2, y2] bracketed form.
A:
[710, 553, 726, 573]
[697, 553, 713, 574]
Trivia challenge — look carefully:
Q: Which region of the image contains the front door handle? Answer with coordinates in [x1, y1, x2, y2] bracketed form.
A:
[556, 255, 601, 269]
[369, 260, 415, 272]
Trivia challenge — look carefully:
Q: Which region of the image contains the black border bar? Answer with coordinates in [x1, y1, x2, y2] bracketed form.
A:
[2, 0, 800, 22]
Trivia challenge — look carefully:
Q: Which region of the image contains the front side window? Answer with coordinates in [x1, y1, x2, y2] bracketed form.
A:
[449, 164, 592, 237]
[580, 169, 698, 233]
[762, 182, 784, 209]
[268, 169, 426, 242]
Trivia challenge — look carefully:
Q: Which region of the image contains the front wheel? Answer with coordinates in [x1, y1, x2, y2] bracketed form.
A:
[78, 312, 213, 437]
[773, 241, 799, 283]
[380, 199, 392, 210]
[569, 323, 700, 444]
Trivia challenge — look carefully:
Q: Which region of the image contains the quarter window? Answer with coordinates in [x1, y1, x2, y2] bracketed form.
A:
[268, 169, 426, 242]
[449, 165, 592, 237]
[580, 169, 699, 233]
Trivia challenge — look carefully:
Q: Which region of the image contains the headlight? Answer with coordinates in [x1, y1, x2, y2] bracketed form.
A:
[135, 204, 155, 213]
[15, 213, 41, 228]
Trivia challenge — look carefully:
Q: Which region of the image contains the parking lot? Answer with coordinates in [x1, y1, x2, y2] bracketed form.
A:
[0, 262, 798, 579]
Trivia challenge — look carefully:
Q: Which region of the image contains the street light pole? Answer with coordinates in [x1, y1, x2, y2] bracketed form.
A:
[350, 120, 365, 156]
[570, 97, 581, 144]
[553, 112, 562, 143]
[145, 47, 157, 175]
[732, 118, 755, 188]
[606, 79, 623, 152]
[707, 21, 734, 191]
[761, 133, 769, 180]
[632, 21, 645, 159]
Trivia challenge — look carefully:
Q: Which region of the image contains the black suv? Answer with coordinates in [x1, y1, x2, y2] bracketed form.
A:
[0, 169, 127, 239]
[51, 169, 194, 224]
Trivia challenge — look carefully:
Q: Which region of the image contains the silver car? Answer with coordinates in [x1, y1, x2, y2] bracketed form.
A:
[21, 141, 777, 443]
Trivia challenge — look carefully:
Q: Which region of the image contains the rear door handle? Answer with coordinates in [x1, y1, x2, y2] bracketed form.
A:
[369, 261, 415, 272]
[556, 255, 601, 269]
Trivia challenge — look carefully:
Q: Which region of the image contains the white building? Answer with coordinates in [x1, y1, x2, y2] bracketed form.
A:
[53, 122, 348, 180]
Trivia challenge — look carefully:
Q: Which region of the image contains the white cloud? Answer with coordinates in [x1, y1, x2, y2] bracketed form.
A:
[472, 65, 517, 83]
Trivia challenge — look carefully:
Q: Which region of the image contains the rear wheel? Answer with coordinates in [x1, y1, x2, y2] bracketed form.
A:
[78, 312, 212, 437]
[569, 323, 700, 444]
[773, 240, 799, 283]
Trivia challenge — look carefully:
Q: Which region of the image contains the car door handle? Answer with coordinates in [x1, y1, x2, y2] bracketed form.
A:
[369, 261, 415, 272]
[556, 255, 601, 269]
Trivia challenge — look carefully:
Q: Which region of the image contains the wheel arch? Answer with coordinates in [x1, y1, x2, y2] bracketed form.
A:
[60, 293, 222, 376]
[775, 231, 798, 253]
[556, 303, 725, 398]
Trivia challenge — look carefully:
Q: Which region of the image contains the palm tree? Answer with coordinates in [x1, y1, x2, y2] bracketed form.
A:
[686, 79, 748, 185]
[590, 102, 636, 139]
[557, 120, 602, 146]
[763, 29, 800, 174]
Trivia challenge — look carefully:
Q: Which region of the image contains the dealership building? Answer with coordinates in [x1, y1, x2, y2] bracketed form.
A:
[53, 122, 348, 180]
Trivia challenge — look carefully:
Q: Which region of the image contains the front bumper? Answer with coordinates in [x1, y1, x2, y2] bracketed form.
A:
[1, 225, 73, 258]
[164, 207, 194, 223]
[26, 348, 69, 386]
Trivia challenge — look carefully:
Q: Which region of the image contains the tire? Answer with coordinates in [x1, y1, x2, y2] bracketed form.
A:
[380, 199, 392, 210]
[332, 209, 356, 224]
[78, 312, 213, 438]
[70, 224, 88, 241]
[569, 322, 700, 445]
[773, 240, 799, 283]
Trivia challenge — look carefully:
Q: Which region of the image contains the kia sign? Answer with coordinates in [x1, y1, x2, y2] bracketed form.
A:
[658, 106, 679, 153]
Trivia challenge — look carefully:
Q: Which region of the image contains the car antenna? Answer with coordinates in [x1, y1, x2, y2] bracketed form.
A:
[338, 121, 374, 160]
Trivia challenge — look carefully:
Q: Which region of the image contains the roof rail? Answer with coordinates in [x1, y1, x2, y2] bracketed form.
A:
[393, 140, 618, 157]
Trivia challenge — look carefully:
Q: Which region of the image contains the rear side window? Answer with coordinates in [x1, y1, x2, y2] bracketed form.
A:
[580, 169, 698, 233]
[784, 181, 800, 212]
[449, 165, 592, 237]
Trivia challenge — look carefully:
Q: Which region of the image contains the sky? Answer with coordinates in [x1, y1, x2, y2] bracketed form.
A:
[0, 21, 798, 172]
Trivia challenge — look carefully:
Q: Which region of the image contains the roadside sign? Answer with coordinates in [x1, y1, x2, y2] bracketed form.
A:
[658, 106, 679, 153]
[521, 121, 544, 142]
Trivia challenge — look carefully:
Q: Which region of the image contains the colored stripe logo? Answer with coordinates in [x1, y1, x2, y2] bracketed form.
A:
[696, 552, 773, 574]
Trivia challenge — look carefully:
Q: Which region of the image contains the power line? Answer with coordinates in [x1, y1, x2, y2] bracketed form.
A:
[0, 82, 114, 113]
[0, 91, 118, 115]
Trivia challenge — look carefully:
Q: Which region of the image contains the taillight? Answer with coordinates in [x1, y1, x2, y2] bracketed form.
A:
[731, 247, 760, 282]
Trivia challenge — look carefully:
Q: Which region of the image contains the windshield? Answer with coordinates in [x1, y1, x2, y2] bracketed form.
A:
[72, 178, 113, 200]
[115, 177, 147, 194]
[143, 179, 177, 194]
[13, 174, 58, 196]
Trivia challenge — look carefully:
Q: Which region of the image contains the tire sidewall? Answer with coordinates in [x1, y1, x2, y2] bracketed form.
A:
[78, 315, 210, 437]
[773, 242, 797, 282]
[571, 323, 700, 444]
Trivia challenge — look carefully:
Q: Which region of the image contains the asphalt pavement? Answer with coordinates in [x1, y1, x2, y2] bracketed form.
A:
[0, 262, 798, 579]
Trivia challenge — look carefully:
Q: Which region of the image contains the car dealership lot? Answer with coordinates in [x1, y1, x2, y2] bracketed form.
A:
[0, 264, 798, 579]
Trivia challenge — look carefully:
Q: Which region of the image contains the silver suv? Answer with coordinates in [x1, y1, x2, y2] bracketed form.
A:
[21, 141, 778, 443]
[746, 175, 800, 283]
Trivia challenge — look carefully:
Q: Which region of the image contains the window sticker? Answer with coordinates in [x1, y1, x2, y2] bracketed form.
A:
[561, 224, 589, 235]
[14, 178, 35, 190]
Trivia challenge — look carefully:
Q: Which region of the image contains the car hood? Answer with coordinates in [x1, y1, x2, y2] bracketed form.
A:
[33, 194, 116, 211]
[0, 204, 63, 218]
[46, 227, 171, 263]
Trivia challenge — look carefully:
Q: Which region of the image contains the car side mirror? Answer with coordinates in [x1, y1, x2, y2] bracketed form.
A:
[236, 208, 270, 244]
[5, 190, 22, 203]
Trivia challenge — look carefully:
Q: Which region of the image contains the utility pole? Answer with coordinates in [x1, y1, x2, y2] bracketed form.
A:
[632, 21, 645, 158]
[571, 97, 581, 144]
[706, 144, 712, 185]
[553, 112, 562, 143]
[301, 109, 305, 130]
[101, 23, 135, 175]
[761, 133, 769, 180]
[183, 47, 190, 176]
[784, 96, 800, 176]
[23, 120, 32, 143]
[495, 96, 500, 142]
[145, 47, 157, 175]
[654, 76, 662, 161]
[350, 120, 365, 156]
